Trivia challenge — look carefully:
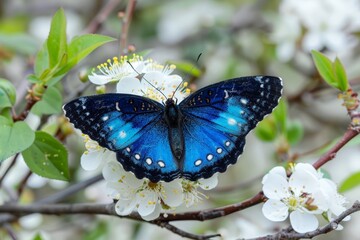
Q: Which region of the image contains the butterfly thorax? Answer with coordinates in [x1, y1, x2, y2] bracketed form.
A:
[164, 98, 185, 164]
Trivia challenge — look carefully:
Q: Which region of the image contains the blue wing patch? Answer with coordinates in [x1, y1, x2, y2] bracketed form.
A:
[63, 94, 180, 182]
[179, 76, 282, 180]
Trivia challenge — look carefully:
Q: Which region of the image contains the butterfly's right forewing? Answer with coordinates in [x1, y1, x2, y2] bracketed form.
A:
[63, 94, 180, 182]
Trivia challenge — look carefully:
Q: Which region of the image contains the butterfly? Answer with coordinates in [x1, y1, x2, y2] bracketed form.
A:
[63, 76, 282, 182]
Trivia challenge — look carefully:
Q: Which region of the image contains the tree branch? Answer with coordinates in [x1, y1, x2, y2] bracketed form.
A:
[313, 128, 359, 169]
[154, 221, 220, 240]
[83, 0, 122, 34]
[250, 201, 360, 240]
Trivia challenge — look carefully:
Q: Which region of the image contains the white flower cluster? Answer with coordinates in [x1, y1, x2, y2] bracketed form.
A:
[89, 55, 190, 103]
[81, 55, 218, 220]
[262, 163, 349, 233]
[272, 0, 360, 61]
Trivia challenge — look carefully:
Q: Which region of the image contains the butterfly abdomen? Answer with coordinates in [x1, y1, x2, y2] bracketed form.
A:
[164, 99, 185, 163]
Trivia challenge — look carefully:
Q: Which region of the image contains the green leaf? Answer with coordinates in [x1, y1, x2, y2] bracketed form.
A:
[46, 75, 65, 87]
[32, 233, 44, 240]
[22, 131, 69, 181]
[34, 42, 49, 77]
[0, 121, 35, 162]
[167, 60, 202, 77]
[255, 117, 277, 141]
[273, 99, 287, 132]
[0, 78, 16, 110]
[47, 8, 67, 69]
[0, 115, 12, 125]
[27, 74, 41, 84]
[286, 121, 304, 145]
[333, 57, 349, 92]
[311, 50, 338, 89]
[339, 171, 360, 193]
[55, 34, 115, 76]
[31, 87, 62, 116]
[0, 33, 38, 55]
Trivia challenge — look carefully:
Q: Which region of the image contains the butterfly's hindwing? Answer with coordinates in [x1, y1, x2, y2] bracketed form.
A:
[63, 94, 180, 182]
[116, 115, 180, 182]
[179, 76, 282, 180]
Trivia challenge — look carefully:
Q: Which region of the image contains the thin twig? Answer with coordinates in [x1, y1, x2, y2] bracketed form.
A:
[0, 174, 103, 225]
[313, 128, 359, 169]
[119, 0, 136, 54]
[83, 0, 122, 34]
[0, 153, 19, 187]
[16, 171, 32, 198]
[155, 221, 221, 240]
[157, 192, 265, 221]
[249, 201, 360, 240]
[3, 223, 17, 240]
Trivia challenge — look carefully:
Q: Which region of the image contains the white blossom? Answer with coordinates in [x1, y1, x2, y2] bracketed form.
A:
[272, 0, 360, 61]
[80, 134, 115, 171]
[261, 163, 348, 233]
[103, 160, 184, 220]
[182, 175, 218, 207]
[88, 54, 190, 103]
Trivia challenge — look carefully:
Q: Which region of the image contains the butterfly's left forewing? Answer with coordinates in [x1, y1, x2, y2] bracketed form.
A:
[63, 94, 180, 182]
[179, 76, 282, 180]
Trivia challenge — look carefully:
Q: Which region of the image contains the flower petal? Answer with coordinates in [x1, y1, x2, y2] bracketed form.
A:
[162, 179, 184, 207]
[137, 190, 158, 217]
[289, 168, 319, 196]
[88, 73, 113, 85]
[141, 204, 161, 221]
[262, 173, 290, 200]
[115, 198, 137, 216]
[262, 199, 289, 222]
[102, 160, 123, 181]
[116, 76, 143, 95]
[81, 150, 104, 171]
[198, 174, 219, 190]
[290, 210, 319, 233]
[262, 166, 287, 184]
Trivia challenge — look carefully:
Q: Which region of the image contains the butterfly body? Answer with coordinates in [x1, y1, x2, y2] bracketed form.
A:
[63, 76, 282, 182]
[163, 99, 185, 162]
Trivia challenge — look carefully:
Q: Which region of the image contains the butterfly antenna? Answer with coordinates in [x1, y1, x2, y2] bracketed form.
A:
[170, 53, 202, 99]
[127, 61, 168, 100]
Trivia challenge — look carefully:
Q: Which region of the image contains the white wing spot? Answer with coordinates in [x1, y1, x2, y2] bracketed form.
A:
[217, 148, 223, 154]
[102, 115, 109, 121]
[240, 110, 245, 115]
[126, 147, 131, 153]
[85, 112, 90, 116]
[195, 159, 202, 166]
[146, 158, 152, 165]
[207, 154, 213, 161]
[224, 90, 229, 99]
[225, 141, 231, 147]
[260, 84, 264, 88]
[135, 153, 141, 160]
[82, 106, 86, 110]
[119, 131, 127, 139]
[116, 102, 121, 111]
[240, 98, 248, 105]
[158, 161, 165, 168]
[228, 118, 237, 125]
